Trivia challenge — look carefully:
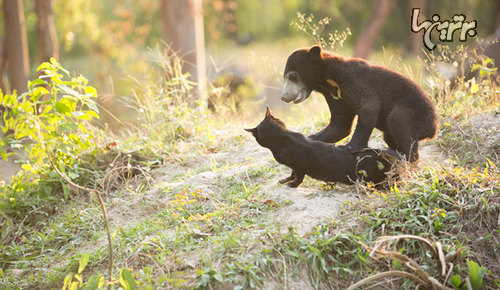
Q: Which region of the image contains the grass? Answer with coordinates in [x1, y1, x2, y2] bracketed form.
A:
[1, 40, 499, 289]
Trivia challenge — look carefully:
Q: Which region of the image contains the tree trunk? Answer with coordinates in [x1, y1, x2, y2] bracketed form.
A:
[409, 0, 426, 56]
[495, 0, 500, 33]
[319, 0, 332, 20]
[160, 0, 206, 96]
[36, 0, 59, 63]
[353, 0, 394, 59]
[0, 37, 9, 94]
[3, 0, 30, 94]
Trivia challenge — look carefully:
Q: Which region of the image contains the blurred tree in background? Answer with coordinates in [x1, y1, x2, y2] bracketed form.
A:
[0, 0, 498, 95]
[1, 0, 29, 94]
[160, 0, 206, 95]
[353, 0, 395, 59]
[36, 0, 58, 64]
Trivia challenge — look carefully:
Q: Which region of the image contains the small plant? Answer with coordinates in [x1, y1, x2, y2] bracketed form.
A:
[291, 12, 351, 50]
[1, 58, 100, 202]
[62, 253, 105, 290]
[0, 59, 116, 281]
[195, 267, 224, 288]
[119, 45, 222, 158]
[424, 44, 498, 119]
[62, 253, 137, 290]
[448, 260, 487, 290]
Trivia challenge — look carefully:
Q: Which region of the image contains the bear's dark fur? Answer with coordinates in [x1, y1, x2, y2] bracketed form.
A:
[281, 46, 438, 162]
[245, 107, 397, 187]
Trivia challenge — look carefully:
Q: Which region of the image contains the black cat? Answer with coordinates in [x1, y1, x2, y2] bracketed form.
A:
[245, 106, 398, 187]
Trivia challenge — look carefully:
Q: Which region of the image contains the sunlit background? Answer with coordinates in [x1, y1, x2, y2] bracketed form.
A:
[1, 0, 499, 129]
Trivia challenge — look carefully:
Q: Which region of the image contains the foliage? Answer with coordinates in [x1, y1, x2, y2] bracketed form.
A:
[268, 228, 366, 288]
[0, 58, 100, 216]
[290, 12, 351, 51]
[425, 45, 499, 166]
[117, 46, 223, 158]
[448, 260, 487, 289]
[207, 73, 258, 113]
[358, 160, 499, 288]
[62, 254, 137, 290]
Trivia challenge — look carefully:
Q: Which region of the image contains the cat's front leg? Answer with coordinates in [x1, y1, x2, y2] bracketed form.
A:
[278, 170, 296, 184]
[287, 171, 305, 188]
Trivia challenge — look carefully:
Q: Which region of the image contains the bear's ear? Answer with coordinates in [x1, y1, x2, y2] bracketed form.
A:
[265, 105, 272, 118]
[308, 46, 323, 59]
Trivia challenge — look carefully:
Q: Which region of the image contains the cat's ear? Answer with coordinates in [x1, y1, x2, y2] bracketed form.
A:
[265, 105, 272, 118]
[244, 127, 257, 134]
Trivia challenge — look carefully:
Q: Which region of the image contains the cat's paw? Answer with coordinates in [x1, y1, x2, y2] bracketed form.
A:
[278, 176, 294, 184]
[286, 180, 301, 188]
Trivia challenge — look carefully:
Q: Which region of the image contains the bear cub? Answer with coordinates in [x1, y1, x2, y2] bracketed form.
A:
[245, 106, 398, 187]
[281, 46, 438, 162]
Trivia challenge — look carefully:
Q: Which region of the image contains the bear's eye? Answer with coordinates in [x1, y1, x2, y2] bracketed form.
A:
[288, 72, 298, 82]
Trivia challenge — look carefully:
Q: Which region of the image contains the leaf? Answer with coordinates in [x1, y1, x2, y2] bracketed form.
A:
[78, 253, 89, 274]
[69, 281, 79, 290]
[119, 268, 137, 290]
[32, 86, 49, 98]
[71, 111, 92, 120]
[392, 259, 401, 269]
[448, 274, 463, 288]
[30, 78, 48, 86]
[471, 64, 480, 72]
[74, 274, 83, 283]
[470, 83, 479, 94]
[58, 84, 80, 97]
[433, 219, 441, 232]
[200, 274, 210, 286]
[376, 161, 385, 170]
[213, 273, 223, 282]
[85, 110, 100, 119]
[83, 274, 101, 290]
[86, 100, 99, 113]
[60, 122, 79, 132]
[55, 101, 71, 114]
[84, 86, 97, 98]
[63, 274, 73, 290]
[37, 62, 52, 72]
[41, 105, 53, 114]
[468, 260, 485, 289]
[62, 183, 69, 200]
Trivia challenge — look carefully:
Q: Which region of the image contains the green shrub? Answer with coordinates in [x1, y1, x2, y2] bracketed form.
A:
[0, 58, 100, 216]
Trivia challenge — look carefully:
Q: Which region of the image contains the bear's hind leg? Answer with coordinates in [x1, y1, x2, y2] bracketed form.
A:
[383, 132, 397, 150]
[386, 111, 420, 162]
[391, 130, 419, 162]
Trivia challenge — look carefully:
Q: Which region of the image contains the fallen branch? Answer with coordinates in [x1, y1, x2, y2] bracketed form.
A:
[355, 235, 458, 290]
[48, 154, 113, 280]
[346, 270, 429, 290]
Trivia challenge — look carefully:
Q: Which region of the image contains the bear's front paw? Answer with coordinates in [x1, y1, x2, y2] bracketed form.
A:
[287, 180, 301, 188]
